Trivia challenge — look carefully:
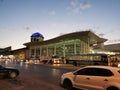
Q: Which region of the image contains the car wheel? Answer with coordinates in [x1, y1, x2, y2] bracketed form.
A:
[107, 87, 119, 90]
[10, 72, 17, 79]
[63, 79, 73, 90]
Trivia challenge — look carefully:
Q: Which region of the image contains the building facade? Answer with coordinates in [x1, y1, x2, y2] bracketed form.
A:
[24, 31, 107, 60]
[104, 43, 120, 54]
[0, 46, 12, 56]
[11, 47, 29, 60]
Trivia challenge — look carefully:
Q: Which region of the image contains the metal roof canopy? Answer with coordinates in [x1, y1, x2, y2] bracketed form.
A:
[24, 30, 107, 46]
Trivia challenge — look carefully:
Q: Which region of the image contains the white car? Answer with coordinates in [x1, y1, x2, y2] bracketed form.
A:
[61, 66, 120, 90]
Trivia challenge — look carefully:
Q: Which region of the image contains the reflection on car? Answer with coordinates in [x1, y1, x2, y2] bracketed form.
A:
[0, 65, 19, 79]
[61, 66, 120, 90]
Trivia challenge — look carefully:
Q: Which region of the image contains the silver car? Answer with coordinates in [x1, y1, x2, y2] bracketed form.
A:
[61, 66, 120, 90]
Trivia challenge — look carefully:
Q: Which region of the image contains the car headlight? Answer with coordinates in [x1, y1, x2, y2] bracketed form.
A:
[118, 64, 120, 67]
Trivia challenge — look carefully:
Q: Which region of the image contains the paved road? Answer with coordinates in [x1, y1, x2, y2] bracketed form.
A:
[20, 63, 73, 86]
[0, 62, 76, 90]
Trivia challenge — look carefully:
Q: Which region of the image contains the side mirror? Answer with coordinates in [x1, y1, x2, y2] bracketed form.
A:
[73, 71, 78, 75]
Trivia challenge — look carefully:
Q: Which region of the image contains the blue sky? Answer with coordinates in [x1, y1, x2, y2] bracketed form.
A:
[0, 0, 120, 50]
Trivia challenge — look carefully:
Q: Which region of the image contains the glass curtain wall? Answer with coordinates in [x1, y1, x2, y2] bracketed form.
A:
[39, 39, 82, 57]
[65, 40, 74, 56]
[36, 48, 40, 58]
[41, 47, 47, 56]
[31, 48, 35, 58]
[31, 39, 85, 58]
[56, 42, 63, 57]
[76, 39, 81, 54]
[48, 45, 54, 56]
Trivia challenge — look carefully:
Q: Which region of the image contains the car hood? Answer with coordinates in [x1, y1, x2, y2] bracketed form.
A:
[63, 72, 73, 76]
[5, 67, 18, 71]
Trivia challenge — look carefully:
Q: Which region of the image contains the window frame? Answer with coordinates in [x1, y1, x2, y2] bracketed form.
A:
[74, 67, 114, 77]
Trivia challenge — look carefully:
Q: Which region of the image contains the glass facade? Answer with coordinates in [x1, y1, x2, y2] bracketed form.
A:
[31, 49, 35, 58]
[36, 48, 40, 58]
[76, 39, 81, 54]
[65, 40, 74, 56]
[30, 39, 90, 59]
[48, 45, 54, 56]
[41, 47, 47, 56]
[24, 31, 107, 61]
[56, 43, 63, 57]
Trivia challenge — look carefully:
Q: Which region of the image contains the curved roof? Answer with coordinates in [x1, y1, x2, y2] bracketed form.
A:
[31, 32, 44, 38]
[24, 30, 107, 46]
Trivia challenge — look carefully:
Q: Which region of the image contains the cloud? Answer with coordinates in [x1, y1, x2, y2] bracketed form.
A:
[24, 27, 30, 30]
[49, 10, 56, 16]
[71, 0, 77, 7]
[68, 0, 92, 14]
[70, 0, 80, 14]
[80, 1, 91, 10]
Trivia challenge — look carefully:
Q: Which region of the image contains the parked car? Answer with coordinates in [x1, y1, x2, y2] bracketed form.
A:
[61, 66, 120, 90]
[0, 65, 19, 79]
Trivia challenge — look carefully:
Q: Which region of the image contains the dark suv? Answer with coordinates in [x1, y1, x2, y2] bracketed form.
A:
[0, 65, 19, 79]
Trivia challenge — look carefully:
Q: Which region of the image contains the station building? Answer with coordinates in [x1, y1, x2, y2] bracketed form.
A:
[24, 30, 107, 60]
[104, 43, 120, 54]
[11, 47, 29, 60]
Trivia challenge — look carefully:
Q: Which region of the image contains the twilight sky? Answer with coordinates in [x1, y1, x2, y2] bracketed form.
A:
[0, 0, 120, 50]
